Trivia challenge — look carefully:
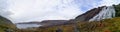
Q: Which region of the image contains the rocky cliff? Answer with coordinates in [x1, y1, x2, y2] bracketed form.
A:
[75, 6, 105, 21]
[75, 5, 118, 22]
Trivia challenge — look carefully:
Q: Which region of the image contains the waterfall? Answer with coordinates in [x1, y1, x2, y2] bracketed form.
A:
[89, 6, 116, 21]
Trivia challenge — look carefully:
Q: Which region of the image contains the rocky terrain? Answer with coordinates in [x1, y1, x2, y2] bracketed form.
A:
[75, 6, 105, 21]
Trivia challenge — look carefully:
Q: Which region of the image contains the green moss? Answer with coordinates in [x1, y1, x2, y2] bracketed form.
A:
[113, 4, 120, 17]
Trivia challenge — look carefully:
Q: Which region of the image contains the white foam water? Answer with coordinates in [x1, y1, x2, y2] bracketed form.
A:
[89, 6, 116, 21]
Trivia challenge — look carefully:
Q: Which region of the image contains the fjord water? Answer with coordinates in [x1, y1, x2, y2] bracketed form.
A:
[89, 6, 116, 21]
[16, 24, 42, 29]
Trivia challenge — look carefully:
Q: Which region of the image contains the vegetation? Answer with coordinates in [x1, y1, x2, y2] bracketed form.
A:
[14, 17, 120, 32]
[0, 16, 16, 32]
[113, 4, 120, 17]
[77, 17, 120, 32]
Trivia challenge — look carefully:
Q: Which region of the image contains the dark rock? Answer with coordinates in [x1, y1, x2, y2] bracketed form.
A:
[75, 6, 106, 21]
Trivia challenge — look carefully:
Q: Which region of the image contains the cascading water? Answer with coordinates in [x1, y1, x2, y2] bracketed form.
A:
[89, 6, 116, 21]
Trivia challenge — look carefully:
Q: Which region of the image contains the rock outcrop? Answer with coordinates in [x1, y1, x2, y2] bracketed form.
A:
[75, 6, 105, 21]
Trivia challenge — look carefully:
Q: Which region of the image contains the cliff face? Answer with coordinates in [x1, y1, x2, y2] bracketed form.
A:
[75, 6, 116, 22]
[89, 6, 116, 21]
[75, 6, 105, 21]
[0, 15, 16, 32]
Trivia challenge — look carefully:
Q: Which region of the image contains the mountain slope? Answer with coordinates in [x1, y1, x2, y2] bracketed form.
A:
[0, 15, 16, 32]
[75, 6, 105, 21]
[75, 6, 116, 22]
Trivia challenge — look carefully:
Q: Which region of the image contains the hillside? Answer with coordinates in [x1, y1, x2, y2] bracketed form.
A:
[15, 17, 120, 32]
[75, 4, 120, 22]
[0, 15, 16, 32]
[75, 6, 105, 21]
[77, 17, 120, 32]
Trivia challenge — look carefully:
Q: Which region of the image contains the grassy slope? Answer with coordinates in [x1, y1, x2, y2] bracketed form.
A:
[77, 17, 120, 32]
[16, 17, 120, 32]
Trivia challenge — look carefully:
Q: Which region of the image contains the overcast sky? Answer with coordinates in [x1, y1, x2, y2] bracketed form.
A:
[0, 0, 120, 23]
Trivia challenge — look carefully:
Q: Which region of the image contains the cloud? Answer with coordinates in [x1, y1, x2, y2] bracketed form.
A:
[1, 0, 120, 23]
[99, 0, 120, 6]
[8, 0, 84, 23]
[0, 0, 12, 18]
[75, 0, 120, 12]
[72, 0, 103, 12]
